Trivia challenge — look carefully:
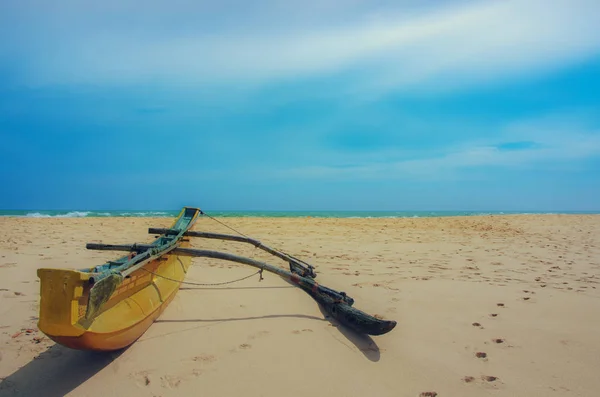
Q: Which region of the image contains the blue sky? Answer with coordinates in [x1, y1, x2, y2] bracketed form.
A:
[1, 0, 599, 211]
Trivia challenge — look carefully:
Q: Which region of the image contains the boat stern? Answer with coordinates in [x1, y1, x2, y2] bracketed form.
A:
[37, 268, 91, 339]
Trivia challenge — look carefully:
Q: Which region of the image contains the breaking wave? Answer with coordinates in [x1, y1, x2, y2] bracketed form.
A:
[15, 211, 176, 218]
[25, 211, 91, 218]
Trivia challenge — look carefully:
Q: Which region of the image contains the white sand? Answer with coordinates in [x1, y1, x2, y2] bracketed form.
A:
[1, 215, 599, 396]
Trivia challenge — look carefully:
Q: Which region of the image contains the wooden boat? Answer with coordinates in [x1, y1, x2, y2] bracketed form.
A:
[38, 207, 396, 352]
[37, 207, 201, 351]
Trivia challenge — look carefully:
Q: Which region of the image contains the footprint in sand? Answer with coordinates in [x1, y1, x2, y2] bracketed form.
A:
[248, 330, 270, 340]
[490, 313, 498, 317]
[131, 371, 152, 387]
[419, 392, 437, 397]
[497, 303, 505, 307]
[463, 375, 500, 384]
[192, 354, 216, 363]
[292, 329, 314, 334]
[482, 375, 498, 382]
[239, 343, 252, 349]
[160, 375, 182, 389]
[475, 352, 487, 359]
[492, 338, 505, 344]
[472, 322, 484, 329]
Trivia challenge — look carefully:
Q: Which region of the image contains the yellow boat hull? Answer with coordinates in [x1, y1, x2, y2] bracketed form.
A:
[37, 208, 199, 351]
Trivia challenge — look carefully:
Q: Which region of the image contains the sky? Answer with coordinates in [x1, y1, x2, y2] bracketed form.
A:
[1, 0, 600, 211]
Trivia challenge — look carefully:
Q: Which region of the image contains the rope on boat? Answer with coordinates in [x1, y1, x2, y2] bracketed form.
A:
[201, 211, 307, 267]
[176, 211, 267, 286]
[201, 212, 254, 240]
[140, 267, 264, 286]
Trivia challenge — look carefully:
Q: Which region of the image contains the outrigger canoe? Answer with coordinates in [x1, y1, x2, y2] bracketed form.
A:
[37, 206, 396, 352]
[37, 207, 201, 351]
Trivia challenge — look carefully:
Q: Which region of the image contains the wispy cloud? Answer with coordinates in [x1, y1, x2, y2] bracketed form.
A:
[272, 114, 600, 181]
[3, 0, 600, 94]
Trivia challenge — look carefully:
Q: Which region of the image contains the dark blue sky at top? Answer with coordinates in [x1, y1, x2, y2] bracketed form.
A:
[1, 0, 599, 211]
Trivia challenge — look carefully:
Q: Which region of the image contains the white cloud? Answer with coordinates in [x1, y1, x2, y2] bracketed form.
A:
[5, 0, 600, 93]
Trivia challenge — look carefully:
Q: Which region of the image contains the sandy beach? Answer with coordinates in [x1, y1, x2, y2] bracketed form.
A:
[0, 214, 599, 396]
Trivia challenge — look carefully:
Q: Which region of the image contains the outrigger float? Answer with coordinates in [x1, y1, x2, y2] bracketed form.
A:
[37, 207, 396, 351]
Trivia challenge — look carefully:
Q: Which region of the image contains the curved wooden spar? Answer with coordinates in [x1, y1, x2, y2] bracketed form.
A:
[148, 228, 317, 278]
[86, 243, 397, 336]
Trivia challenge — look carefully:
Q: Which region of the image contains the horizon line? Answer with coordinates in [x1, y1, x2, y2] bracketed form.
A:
[2, 209, 600, 213]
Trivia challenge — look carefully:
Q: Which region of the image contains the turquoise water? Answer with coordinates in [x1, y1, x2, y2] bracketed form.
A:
[0, 210, 597, 218]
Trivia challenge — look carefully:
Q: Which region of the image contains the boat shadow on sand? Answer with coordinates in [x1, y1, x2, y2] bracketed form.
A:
[0, 344, 125, 397]
[169, 284, 382, 362]
[316, 304, 381, 362]
[154, 310, 380, 362]
[152, 311, 381, 362]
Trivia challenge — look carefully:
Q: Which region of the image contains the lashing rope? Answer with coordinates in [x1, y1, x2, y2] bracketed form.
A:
[201, 212, 254, 240]
[200, 211, 306, 267]
[141, 267, 264, 286]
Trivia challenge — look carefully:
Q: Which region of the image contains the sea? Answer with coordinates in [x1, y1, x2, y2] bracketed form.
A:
[0, 210, 597, 218]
